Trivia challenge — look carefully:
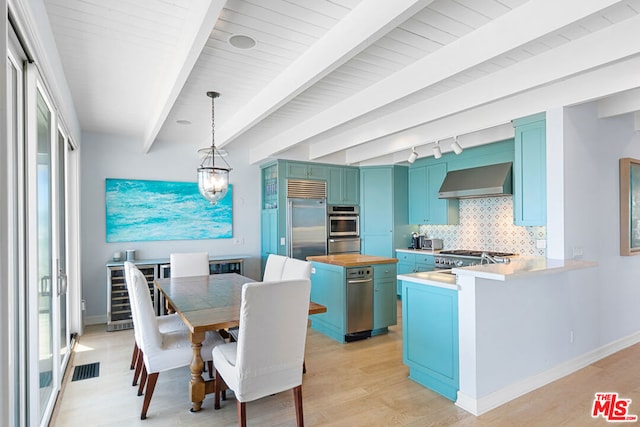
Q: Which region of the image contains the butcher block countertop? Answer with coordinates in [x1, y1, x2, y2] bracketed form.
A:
[306, 254, 398, 267]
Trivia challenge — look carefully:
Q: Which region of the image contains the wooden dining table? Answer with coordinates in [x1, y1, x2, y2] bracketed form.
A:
[154, 272, 326, 412]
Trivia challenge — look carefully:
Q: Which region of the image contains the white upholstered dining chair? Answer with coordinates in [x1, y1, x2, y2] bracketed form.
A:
[262, 254, 288, 281]
[169, 251, 209, 277]
[124, 262, 186, 386]
[212, 279, 311, 427]
[128, 264, 225, 420]
[281, 257, 312, 280]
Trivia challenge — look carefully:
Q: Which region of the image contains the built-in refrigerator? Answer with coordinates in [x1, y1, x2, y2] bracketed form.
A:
[286, 179, 328, 260]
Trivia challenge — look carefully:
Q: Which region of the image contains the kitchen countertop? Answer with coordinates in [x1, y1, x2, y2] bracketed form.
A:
[397, 270, 458, 291]
[395, 248, 441, 255]
[452, 256, 597, 281]
[306, 254, 398, 267]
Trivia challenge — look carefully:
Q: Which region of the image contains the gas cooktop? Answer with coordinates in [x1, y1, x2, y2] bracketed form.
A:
[435, 249, 516, 268]
[438, 250, 516, 257]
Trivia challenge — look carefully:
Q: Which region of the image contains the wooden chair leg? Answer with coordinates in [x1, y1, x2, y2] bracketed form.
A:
[214, 369, 222, 410]
[214, 369, 229, 409]
[293, 385, 304, 427]
[140, 372, 159, 420]
[137, 365, 147, 396]
[132, 349, 144, 386]
[208, 360, 214, 379]
[237, 400, 247, 427]
[130, 342, 139, 370]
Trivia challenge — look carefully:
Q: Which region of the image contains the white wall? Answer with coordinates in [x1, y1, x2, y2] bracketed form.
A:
[562, 103, 640, 342]
[80, 132, 262, 323]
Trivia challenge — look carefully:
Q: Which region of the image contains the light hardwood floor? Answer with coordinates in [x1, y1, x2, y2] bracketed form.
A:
[52, 301, 640, 426]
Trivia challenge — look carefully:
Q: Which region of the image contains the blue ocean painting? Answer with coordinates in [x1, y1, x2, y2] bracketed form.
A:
[105, 178, 232, 242]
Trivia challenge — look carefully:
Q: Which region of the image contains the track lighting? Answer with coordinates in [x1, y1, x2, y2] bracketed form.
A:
[432, 141, 442, 159]
[451, 136, 463, 155]
[408, 147, 418, 164]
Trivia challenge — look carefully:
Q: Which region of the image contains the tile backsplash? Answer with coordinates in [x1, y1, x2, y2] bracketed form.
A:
[419, 196, 546, 256]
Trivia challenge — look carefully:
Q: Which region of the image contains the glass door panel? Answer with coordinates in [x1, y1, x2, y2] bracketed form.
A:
[36, 91, 54, 422]
[57, 129, 69, 367]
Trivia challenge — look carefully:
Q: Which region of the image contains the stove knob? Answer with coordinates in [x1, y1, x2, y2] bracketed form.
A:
[455, 260, 464, 267]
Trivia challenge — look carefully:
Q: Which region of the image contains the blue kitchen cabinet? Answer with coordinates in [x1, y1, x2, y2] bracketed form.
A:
[513, 113, 546, 226]
[360, 166, 411, 257]
[402, 280, 459, 401]
[310, 261, 398, 343]
[409, 163, 459, 225]
[286, 161, 328, 180]
[395, 251, 435, 295]
[309, 262, 345, 342]
[260, 209, 279, 271]
[373, 264, 397, 332]
[328, 166, 359, 205]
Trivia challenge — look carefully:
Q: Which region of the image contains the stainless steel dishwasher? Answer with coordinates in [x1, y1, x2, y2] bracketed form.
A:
[345, 266, 373, 342]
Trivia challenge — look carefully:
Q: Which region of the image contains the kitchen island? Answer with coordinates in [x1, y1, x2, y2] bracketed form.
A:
[399, 257, 598, 415]
[307, 254, 398, 343]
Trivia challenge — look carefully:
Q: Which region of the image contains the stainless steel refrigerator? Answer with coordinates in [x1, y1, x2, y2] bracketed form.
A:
[287, 197, 327, 260]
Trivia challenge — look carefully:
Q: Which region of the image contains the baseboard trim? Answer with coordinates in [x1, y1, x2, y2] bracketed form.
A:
[456, 331, 640, 416]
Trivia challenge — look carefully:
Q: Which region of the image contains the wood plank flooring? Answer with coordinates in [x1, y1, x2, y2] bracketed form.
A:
[51, 301, 640, 426]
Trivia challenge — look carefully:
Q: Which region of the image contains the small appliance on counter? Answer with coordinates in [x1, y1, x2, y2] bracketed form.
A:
[410, 233, 443, 250]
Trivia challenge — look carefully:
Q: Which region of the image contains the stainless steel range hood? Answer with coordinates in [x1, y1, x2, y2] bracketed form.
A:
[438, 162, 512, 199]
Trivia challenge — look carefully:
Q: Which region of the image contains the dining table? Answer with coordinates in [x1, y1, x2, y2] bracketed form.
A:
[154, 272, 327, 412]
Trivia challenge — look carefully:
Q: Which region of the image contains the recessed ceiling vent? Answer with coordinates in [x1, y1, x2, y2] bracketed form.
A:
[228, 34, 256, 49]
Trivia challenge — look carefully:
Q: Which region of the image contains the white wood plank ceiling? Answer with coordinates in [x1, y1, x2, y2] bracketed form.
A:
[43, 0, 640, 165]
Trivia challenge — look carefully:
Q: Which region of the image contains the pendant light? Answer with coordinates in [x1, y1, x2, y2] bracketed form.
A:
[197, 91, 232, 205]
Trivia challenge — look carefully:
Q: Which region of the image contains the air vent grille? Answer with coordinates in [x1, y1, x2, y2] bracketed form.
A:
[287, 179, 326, 199]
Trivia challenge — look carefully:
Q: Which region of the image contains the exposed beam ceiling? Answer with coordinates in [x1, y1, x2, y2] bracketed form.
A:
[42, 0, 640, 165]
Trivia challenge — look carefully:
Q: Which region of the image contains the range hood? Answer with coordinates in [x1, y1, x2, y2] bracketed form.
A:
[438, 162, 512, 199]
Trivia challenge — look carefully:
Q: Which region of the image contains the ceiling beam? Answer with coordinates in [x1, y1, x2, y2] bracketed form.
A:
[216, 0, 433, 147]
[319, 10, 640, 162]
[249, 0, 624, 164]
[347, 54, 640, 163]
[142, 0, 225, 153]
[597, 87, 640, 118]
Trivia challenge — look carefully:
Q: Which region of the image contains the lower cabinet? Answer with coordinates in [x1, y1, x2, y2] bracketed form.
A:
[401, 280, 459, 401]
[395, 251, 435, 295]
[310, 262, 397, 343]
[373, 264, 397, 331]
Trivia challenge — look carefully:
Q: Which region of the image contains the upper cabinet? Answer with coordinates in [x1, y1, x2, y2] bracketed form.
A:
[513, 113, 546, 226]
[360, 166, 410, 257]
[328, 166, 359, 205]
[286, 161, 328, 180]
[408, 163, 459, 225]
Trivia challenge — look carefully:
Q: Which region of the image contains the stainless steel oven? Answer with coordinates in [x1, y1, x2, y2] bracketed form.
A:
[328, 237, 361, 255]
[328, 205, 359, 238]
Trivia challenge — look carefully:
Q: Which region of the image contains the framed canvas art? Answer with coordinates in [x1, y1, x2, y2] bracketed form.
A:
[620, 158, 640, 256]
[105, 178, 232, 242]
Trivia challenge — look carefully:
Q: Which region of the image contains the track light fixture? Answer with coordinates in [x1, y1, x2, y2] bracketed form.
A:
[408, 147, 418, 164]
[432, 141, 442, 159]
[451, 136, 463, 155]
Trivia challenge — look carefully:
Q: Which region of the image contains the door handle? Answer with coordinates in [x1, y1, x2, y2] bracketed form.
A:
[57, 268, 68, 296]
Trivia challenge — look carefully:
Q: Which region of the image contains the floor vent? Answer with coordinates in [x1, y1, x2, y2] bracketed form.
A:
[72, 362, 100, 381]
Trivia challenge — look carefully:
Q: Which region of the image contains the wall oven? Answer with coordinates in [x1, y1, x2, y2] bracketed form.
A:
[328, 205, 359, 238]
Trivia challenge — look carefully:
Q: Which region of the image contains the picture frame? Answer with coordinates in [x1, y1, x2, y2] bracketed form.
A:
[619, 158, 640, 256]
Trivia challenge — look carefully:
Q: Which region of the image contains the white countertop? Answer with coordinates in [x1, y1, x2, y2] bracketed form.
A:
[397, 270, 458, 291]
[395, 248, 441, 255]
[452, 256, 597, 281]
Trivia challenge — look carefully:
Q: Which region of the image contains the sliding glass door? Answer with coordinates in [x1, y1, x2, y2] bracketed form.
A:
[35, 87, 55, 424]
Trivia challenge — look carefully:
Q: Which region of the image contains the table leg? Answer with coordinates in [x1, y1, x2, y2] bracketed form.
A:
[189, 331, 206, 412]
